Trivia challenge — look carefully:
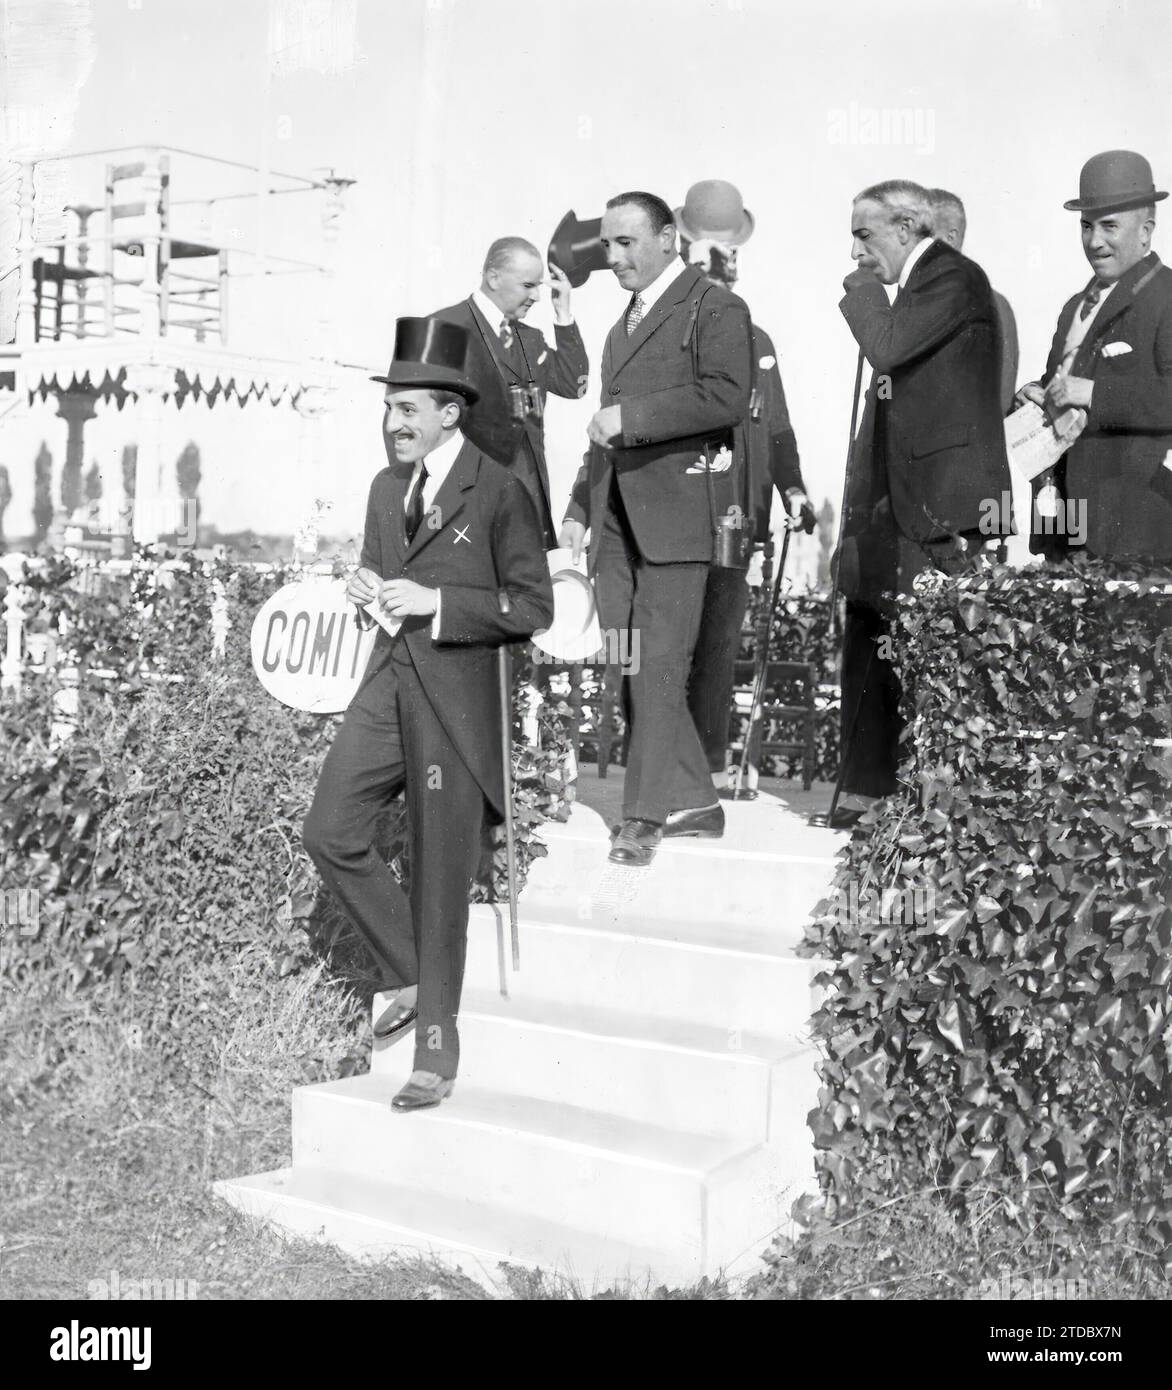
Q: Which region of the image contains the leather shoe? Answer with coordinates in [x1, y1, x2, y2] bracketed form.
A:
[663, 803, 725, 838]
[391, 1070, 454, 1111]
[372, 993, 418, 1040]
[828, 806, 864, 830]
[608, 817, 662, 867]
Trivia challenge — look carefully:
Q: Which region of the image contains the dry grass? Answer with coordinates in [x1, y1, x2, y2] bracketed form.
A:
[0, 958, 724, 1301]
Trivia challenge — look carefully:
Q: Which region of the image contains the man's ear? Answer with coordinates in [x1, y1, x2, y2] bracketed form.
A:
[442, 402, 462, 430]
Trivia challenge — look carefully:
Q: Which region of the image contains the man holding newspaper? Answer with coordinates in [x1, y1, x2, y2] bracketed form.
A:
[1013, 150, 1172, 563]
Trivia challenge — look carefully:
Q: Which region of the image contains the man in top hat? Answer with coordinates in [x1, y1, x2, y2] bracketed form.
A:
[834, 179, 1012, 827]
[559, 190, 753, 866]
[674, 179, 817, 799]
[1016, 151, 1172, 562]
[433, 238, 589, 547]
[302, 317, 553, 1111]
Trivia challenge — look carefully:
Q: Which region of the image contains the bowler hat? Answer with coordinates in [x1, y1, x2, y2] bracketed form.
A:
[1064, 150, 1167, 215]
[674, 179, 755, 246]
[371, 317, 480, 402]
[548, 209, 607, 288]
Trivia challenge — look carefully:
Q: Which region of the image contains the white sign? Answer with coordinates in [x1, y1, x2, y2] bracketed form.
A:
[251, 578, 377, 713]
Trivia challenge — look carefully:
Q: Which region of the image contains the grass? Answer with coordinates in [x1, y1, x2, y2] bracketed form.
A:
[2, 950, 1165, 1302]
[0, 957, 728, 1301]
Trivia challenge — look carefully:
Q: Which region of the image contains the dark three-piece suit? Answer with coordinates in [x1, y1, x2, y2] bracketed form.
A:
[302, 439, 553, 1080]
[565, 263, 753, 822]
[837, 238, 1012, 798]
[434, 296, 589, 546]
[1034, 250, 1172, 562]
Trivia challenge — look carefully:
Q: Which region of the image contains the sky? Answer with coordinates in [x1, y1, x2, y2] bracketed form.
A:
[2, 0, 1170, 560]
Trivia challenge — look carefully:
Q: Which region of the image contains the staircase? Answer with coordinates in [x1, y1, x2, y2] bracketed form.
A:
[215, 789, 843, 1292]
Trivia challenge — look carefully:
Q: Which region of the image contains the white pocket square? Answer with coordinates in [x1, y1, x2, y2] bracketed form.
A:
[686, 445, 733, 475]
[1100, 341, 1133, 357]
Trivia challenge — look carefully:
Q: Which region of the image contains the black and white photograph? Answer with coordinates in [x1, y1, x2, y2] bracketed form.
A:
[0, 0, 1169, 1344]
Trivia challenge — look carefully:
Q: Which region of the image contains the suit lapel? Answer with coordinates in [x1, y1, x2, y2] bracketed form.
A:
[608, 265, 702, 377]
[403, 438, 482, 562]
[1047, 295, 1080, 379]
[900, 239, 951, 297]
[468, 296, 524, 384]
[1077, 252, 1162, 360]
[384, 460, 413, 568]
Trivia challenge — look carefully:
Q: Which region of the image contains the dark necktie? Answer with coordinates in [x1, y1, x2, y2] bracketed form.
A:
[1079, 279, 1106, 321]
[405, 463, 428, 543]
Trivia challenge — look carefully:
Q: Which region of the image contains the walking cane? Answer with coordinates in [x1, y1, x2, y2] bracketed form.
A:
[496, 593, 521, 971]
[826, 348, 868, 823]
[829, 348, 866, 639]
[736, 521, 793, 797]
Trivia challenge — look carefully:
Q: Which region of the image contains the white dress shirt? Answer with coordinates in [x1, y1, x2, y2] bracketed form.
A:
[898, 234, 935, 291]
[403, 427, 465, 636]
[1058, 279, 1116, 373]
[473, 288, 513, 342]
[629, 259, 678, 318]
[610, 261, 682, 435]
[473, 286, 573, 338]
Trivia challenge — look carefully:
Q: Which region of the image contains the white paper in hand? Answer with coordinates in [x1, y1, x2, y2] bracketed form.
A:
[1004, 401, 1087, 481]
[364, 599, 402, 637]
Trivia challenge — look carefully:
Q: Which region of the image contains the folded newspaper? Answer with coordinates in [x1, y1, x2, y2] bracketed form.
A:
[1003, 400, 1087, 480]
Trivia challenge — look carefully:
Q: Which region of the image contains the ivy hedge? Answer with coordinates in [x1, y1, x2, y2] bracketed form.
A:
[800, 554, 1172, 1264]
[0, 552, 573, 1029]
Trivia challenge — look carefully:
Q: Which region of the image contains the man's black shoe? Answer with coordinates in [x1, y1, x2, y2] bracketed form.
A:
[608, 817, 662, 867]
[373, 995, 419, 1040]
[663, 803, 725, 838]
[828, 806, 864, 830]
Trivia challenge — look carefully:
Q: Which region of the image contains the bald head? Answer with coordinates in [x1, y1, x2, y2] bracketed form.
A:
[480, 236, 545, 320]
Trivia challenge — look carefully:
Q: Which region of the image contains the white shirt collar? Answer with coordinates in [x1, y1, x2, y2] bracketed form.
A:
[630, 260, 679, 316]
[410, 428, 464, 508]
[472, 288, 511, 337]
[898, 235, 935, 290]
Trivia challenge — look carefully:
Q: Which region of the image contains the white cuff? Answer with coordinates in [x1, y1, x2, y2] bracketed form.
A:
[430, 588, 442, 639]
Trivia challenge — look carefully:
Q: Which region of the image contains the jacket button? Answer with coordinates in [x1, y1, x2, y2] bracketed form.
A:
[610, 385, 621, 395]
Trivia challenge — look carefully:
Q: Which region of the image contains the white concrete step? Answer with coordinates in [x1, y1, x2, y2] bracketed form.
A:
[371, 986, 816, 1143]
[519, 798, 844, 944]
[288, 1072, 810, 1256]
[215, 1165, 736, 1291]
[216, 788, 839, 1287]
[462, 907, 826, 1038]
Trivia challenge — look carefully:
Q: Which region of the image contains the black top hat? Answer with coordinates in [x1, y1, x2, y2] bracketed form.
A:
[1064, 150, 1168, 215]
[548, 210, 608, 288]
[371, 317, 480, 402]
